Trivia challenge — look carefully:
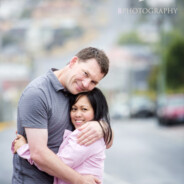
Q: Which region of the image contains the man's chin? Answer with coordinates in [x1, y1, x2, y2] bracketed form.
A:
[72, 90, 81, 95]
[73, 86, 88, 94]
[75, 88, 84, 94]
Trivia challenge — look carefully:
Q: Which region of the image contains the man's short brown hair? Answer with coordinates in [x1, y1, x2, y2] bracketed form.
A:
[76, 47, 109, 76]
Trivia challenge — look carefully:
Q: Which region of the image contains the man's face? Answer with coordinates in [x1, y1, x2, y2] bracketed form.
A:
[66, 57, 104, 94]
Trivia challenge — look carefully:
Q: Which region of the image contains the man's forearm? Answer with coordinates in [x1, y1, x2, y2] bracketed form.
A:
[32, 147, 82, 184]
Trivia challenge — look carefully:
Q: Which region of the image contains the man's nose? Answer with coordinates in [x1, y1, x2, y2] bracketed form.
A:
[82, 78, 91, 89]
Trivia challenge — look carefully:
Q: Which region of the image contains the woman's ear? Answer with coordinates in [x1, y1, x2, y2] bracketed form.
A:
[69, 56, 78, 68]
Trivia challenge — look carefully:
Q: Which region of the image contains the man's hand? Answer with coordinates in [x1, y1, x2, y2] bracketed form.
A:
[80, 175, 101, 184]
[77, 121, 103, 146]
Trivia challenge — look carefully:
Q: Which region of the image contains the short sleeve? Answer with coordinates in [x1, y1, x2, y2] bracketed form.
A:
[18, 87, 48, 129]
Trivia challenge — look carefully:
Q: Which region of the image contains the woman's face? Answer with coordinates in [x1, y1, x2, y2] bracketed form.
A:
[70, 95, 94, 129]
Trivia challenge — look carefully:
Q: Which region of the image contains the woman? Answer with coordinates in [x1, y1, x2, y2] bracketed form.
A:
[12, 87, 112, 184]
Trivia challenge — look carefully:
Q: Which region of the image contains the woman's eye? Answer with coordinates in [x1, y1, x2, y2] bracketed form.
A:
[71, 107, 77, 111]
[82, 108, 87, 111]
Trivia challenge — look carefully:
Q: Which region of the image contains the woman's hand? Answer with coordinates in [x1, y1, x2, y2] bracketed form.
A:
[13, 134, 27, 153]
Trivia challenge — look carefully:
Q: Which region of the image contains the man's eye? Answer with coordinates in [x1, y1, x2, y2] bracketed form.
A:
[90, 80, 97, 86]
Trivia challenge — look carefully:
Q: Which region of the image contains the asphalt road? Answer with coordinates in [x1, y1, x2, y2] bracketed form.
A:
[0, 124, 15, 184]
[104, 118, 184, 184]
[1, 118, 184, 184]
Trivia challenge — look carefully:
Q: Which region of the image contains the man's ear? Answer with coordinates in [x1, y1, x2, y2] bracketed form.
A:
[69, 56, 78, 68]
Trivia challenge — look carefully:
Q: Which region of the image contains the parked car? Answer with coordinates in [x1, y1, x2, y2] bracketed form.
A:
[110, 102, 130, 120]
[129, 96, 155, 118]
[157, 94, 184, 126]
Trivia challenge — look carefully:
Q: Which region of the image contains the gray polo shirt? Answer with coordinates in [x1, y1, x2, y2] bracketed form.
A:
[12, 69, 73, 184]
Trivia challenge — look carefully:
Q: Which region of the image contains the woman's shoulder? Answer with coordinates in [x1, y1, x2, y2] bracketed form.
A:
[78, 130, 105, 147]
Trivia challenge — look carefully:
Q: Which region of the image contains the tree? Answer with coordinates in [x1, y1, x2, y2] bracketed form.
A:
[117, 32, 144, 45]
[164, 37, 184, 90]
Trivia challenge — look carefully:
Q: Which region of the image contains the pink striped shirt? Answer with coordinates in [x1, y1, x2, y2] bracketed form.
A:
[16, 129, 106, 184]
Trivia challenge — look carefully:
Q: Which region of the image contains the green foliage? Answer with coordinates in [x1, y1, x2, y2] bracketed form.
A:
[148, 31, 184, 94]
[166, 87, 184, 94]
[117, 32, 144, 45]
[147, 1, 184, 94]
[153, 30, 181, 55]
[134, 90, 156, 101]
[172, 0, 184, 35]
[148, 65, 159, 91]
[164, 36, 184, 90]
[20, 9, 32, 18]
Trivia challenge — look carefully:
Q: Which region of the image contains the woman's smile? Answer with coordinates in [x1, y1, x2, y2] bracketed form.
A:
[70, 95, 94, 128]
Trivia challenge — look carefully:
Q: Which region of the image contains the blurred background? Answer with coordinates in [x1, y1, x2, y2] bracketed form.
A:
[0, 0, 184, 184]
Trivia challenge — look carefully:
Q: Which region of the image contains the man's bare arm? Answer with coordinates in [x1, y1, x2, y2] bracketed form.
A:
[77, 121, 114, 148]
[25, 128, 100, 184]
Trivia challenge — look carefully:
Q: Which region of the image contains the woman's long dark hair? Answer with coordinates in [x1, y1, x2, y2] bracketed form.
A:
[69, 87, 112, 145]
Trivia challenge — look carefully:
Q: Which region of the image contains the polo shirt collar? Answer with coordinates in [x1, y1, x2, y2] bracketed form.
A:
[47, 68, 67, 92]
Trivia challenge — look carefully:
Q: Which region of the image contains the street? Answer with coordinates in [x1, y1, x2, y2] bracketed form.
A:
[0, 118, 184, 184]
[104, 118, 184, 184]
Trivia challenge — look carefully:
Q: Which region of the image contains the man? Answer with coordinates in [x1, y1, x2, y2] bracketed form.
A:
[12, 47, 111, 184]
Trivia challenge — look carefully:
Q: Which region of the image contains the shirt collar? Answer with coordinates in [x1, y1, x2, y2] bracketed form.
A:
[47, 68, 68, 93]
[64, 129, 72, 138]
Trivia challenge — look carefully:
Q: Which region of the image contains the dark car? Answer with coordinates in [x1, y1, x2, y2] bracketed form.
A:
[157, 94, 184, 126]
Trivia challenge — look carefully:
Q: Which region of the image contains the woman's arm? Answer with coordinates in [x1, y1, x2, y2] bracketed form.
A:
[12, 134, 38, 166]
[14, 128, 100, 184]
